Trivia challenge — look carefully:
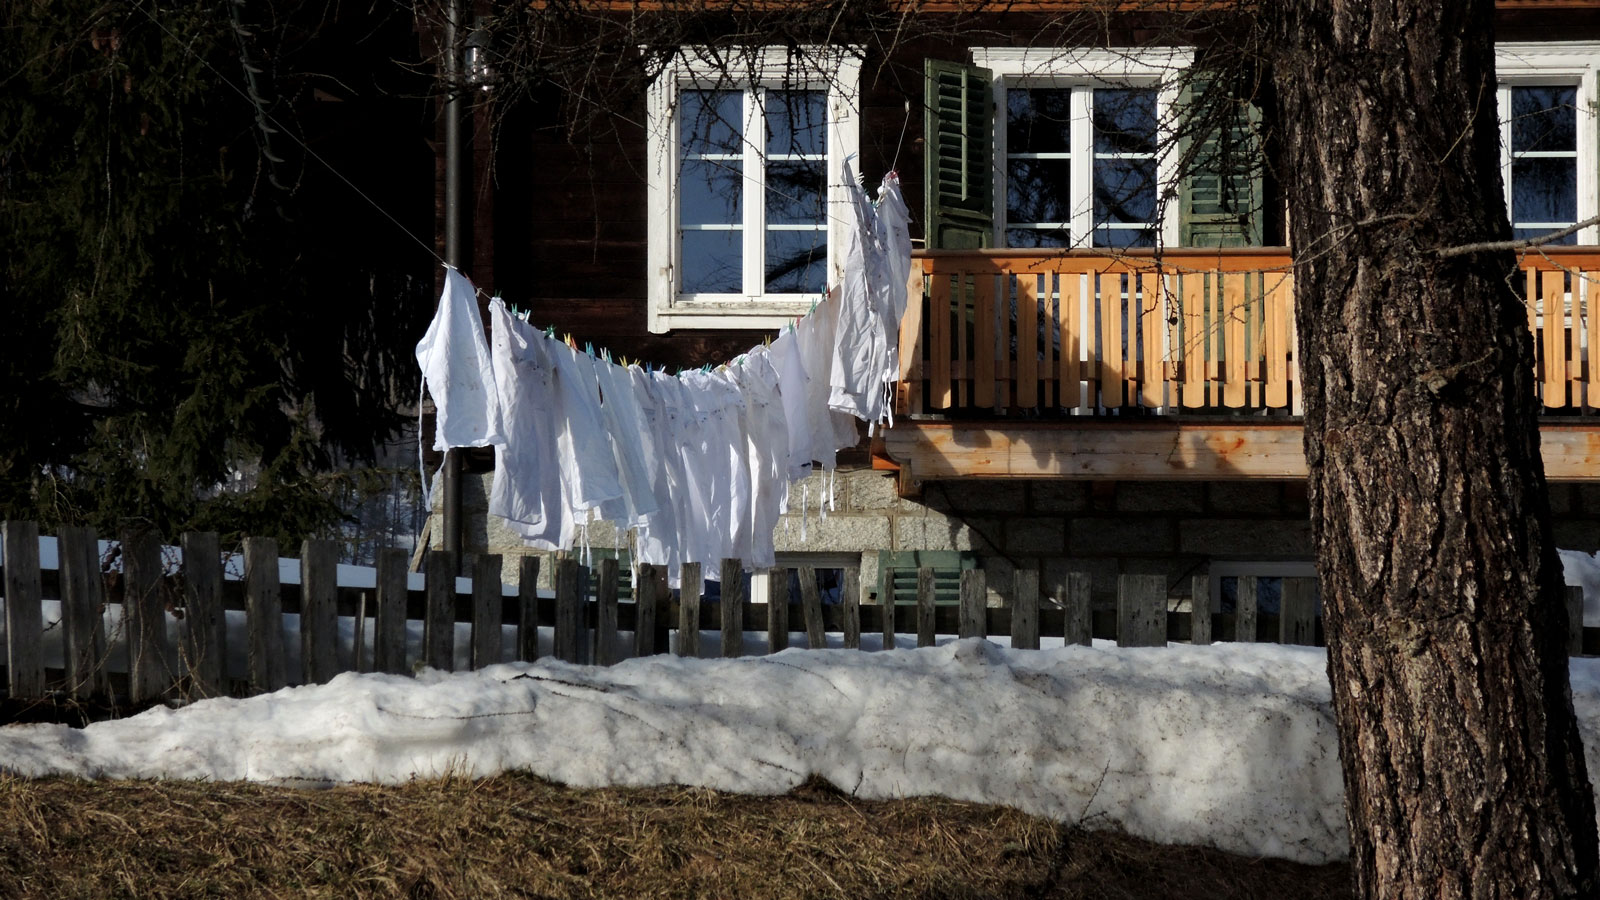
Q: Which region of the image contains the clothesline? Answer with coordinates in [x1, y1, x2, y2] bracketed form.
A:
[417, 170, 912, 589]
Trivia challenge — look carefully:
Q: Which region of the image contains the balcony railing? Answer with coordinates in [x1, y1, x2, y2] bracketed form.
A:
[895, 247, 1600, 417]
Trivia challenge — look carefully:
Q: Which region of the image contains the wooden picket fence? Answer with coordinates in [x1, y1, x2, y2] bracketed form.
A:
[0, 520, 1589, 705]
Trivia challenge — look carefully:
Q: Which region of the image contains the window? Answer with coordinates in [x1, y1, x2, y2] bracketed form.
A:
[971, 48, 1192, 250]
[1496, 44, 1599, 245]
[647, 47, 861, 332]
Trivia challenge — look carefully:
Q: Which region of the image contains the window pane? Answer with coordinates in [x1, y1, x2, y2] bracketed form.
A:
[681, 230, 743, 293]
[1007, 158, 1072, 226]
[765, 229, 826, 293]
[1008, 88, 1073, 154]
[766, 90, 826, 157]
[1512, 86, 1577, 153]
[680, 158, 741, 226]
[1512, 157, 1578, 224]
[680, 90, 743, 156]
[1093, 226, 1156, 248]
[1094, 157, 1157, 224]
[1093, 88, 1156, 155]
[1006, 227, 1072, 248]
[765, 161, 825, 225]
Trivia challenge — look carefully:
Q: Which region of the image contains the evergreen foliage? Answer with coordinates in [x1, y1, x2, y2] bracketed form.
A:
[0, 0, 435, 546]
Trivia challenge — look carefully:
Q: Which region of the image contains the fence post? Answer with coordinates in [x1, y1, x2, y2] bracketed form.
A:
[1012, 567, 1040, 650]
[766, 567, 789, 654]
[881, 569, 897, 651]
[301, 538, 340, 685]
[374, 548, 409, 674]
[244, 536, 286, 694]
[518, 556, 541, 662]
[179, 531, 225, 697]
[60, 525, 108, 699]
[677, 561, 701, 658]
[958, 569, 986, 640]
[124, 526, 174, 701]
[553, 557, 581, 664]
[1568, 585, 1585, 657]
[1280, 577, 1317, 646]
[595, 557, 621, 666]
[917, 567, 937, 648]
[1117, 574, 1166, 648]
[472, 554, 504, 669]
[424, 549, 457, 671]
[799, 566, 825, 649]
[719, 558, 744, 658]
[1062, 573, 1092, 646]
[842, 565, 861, 650]
[1236, 575, 1259, 642]
[1190, 575, 1212, 646]
[635, 562, 659, 657]
[3, 520, 45, 699]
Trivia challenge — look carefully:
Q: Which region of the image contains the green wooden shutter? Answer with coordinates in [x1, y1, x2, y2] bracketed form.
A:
[924, 58, 994, 250]
[1179, 76, 1264, 247]
[584, 548, 634, 602]
[878, 550, 977, 606]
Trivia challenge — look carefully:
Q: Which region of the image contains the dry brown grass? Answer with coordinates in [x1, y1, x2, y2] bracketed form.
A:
[0, 772, 1351, 899]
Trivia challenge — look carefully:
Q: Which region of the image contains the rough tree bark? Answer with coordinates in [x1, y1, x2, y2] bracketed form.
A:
[1268, 0, 1598, 896]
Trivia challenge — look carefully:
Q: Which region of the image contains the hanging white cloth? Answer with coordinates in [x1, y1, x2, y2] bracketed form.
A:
[414, 266, 504, 451]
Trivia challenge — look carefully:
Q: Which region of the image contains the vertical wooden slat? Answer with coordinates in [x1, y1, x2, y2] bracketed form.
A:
[1012, 567, 1040, 651]
[592, 557, 619, 666]
[1190, 575, 1212, 646]
[676, 561, 701, 658]
[898, 266, 925, 385]
[60, 526, 108, 699]
[917, 566, 937, 648]
[1116, 574, 1166, 648]
[3, 521, 45, 699]
[1222, 272, 1248, 408]
[473, 554, 505, 669]
[1280, 577, 1317, 646]
[1062, 573, 1091, 647]
[244, 536, 286, 694]
[124, 526, 172, 701]
[1099, 273, 1125, 407]
[1057, 272, 1081, 408]
[958, 569, 986, 639]
[1017, 272, 1039, 408]
[1288, 273, 1304, 415]
[1236, 575, 1259, 643]
[1181, 274, 1207, 407]
[1570, 271, 1584, 404]
[1567, 585, 1584, 657]
[1586, 271, 1600, 407]
[635, 562, 659, 658]
[424, 550, 457, 671]
[1265, 273, 1291, 408]
[842, 565, 861, 650]
[766, 567, 789, 655]
[518, 556, 542, 662]
[1139, 272, 1164, 408]
[974, 271, 998, 411]
[929, 273, 952, 408]
[720, 558, 744, 659]
[300, 538, 340, 685]
[955, 274, 971, 407]
[354, 592, 368, 673]
[179, 531, 224, 697]
[1544, 273, 1568, 407]
[374, 548, 409, 674]
[799, 566, 826, 649]
[1041, 272, 1057, 408]
[552, 558, 581, 664]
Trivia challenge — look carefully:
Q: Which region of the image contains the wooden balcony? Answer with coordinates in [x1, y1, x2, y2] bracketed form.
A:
[884, 247, 1600, 488]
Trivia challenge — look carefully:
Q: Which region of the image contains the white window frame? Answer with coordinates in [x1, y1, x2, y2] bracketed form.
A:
[970, 47, 1193, 250]
[647, 46, 861, 333]
[1206, 560, 1319, 617]
[1495, 42, 1600, 245]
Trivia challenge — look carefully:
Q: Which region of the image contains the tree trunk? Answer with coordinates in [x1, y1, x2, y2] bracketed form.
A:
[1268, 1, 1598, 896]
